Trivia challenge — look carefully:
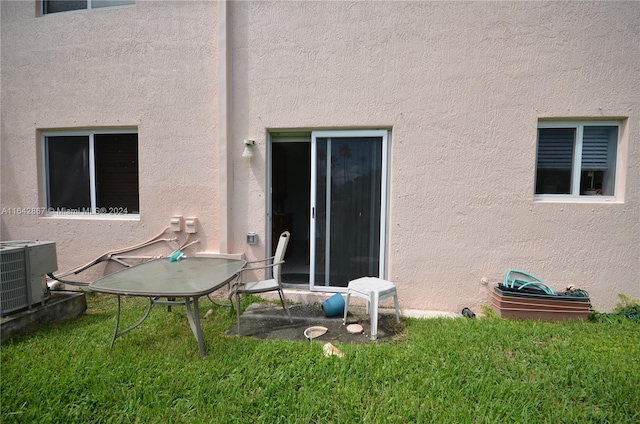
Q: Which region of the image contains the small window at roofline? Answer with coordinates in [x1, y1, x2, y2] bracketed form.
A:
[535, 121, 619, 198]
[43, 0, 134, 15]
[45, 131, 139, 215]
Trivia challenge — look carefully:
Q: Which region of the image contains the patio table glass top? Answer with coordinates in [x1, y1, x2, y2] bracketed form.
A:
[90, 257, 246, 297]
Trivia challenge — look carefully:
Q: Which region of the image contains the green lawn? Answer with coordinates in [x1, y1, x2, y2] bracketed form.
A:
[2, 293, 639, 423]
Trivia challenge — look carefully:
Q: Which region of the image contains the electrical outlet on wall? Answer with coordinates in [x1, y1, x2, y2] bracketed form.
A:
[185, 217, 198, 234]
[170, 216, 184, 232]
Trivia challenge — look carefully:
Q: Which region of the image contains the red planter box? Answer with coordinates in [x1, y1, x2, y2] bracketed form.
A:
[491, 286, 591, 321]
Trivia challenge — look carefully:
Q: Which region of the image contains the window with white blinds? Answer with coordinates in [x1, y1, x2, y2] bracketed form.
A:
[535, 121, 619, 198]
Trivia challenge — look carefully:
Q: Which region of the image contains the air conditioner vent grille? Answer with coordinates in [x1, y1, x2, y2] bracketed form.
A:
[0, 241, 57, 316]
[1, 250, 29, 315]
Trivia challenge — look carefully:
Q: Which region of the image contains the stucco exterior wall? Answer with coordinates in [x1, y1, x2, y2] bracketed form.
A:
[228, 1, 639, 312]
[1, 0, 219, 278]
[2, 1, 638, 312]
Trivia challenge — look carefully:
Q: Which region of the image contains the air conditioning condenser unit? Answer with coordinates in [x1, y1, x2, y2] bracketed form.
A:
[0, 241, 57, 316]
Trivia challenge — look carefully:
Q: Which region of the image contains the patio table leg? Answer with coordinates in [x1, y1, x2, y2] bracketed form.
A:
[207, 281, 235, 308]
[184, 296, 206, 358]
[110, 296, 154, 349]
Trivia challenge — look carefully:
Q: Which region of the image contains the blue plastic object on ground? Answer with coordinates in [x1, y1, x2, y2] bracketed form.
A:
[322, 293, 345, 317]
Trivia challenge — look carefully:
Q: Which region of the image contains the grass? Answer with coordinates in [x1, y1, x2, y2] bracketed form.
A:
[2, 292, 639, 423]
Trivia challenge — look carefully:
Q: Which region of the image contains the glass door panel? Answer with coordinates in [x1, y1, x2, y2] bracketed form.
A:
[310, 131, 387, 290]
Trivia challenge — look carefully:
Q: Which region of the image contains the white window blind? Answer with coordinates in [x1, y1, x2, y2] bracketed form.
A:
[536, 128, 574, 169]
[581, 126, 611, 170]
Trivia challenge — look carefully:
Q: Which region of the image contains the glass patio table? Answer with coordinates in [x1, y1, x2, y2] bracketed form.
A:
[89, 257, 246, 358]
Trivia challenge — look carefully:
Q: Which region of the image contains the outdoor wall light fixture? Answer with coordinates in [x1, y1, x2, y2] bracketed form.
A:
[242, 139, 255, 158]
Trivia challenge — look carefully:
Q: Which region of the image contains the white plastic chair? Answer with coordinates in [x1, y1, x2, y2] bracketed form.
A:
[343, 277, 400, 340]
[231, 231, 292, 335]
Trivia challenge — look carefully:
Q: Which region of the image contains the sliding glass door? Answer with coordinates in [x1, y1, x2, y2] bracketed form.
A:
[310, 130, 388, 290]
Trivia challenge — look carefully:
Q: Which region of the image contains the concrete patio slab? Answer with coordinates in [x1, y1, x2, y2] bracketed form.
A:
[227, 302, 410, 343]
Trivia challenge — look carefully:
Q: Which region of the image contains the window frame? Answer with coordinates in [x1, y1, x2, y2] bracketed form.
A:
[534, 120, 621, 203]
[41, 0, 135, 16]
[42, 129, 140, 219]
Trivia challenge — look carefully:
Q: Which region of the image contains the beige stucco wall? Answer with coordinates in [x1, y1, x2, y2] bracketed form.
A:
[1, 1, 219, 279]
[2, 1, 639, 312]
[228, 0, 639, 312]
